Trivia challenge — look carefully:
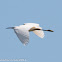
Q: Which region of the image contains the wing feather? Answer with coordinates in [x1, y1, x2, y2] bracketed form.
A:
[33, 30, 44, 38]
[14, 28, 29, 45]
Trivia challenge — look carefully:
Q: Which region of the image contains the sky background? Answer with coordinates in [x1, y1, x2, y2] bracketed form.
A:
[0, 0, 62, 62]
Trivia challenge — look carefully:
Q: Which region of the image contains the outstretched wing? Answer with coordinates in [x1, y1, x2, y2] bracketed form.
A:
[14, 28, 29, 45]
[24, 23, 44, 38]
[33, 30, 44, 38]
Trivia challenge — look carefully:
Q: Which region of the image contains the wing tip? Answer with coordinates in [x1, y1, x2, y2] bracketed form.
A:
[40, 35, 45, 38]
[23, 42, 29, 46]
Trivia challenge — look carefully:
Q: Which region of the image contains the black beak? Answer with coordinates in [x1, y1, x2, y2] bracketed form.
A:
[6, 27, 14, 29]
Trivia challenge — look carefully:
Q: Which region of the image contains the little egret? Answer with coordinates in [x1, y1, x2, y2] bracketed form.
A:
[6, 23, 54, 45]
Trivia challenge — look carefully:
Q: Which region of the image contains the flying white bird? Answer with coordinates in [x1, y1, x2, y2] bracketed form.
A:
[6, 23, 54, 45]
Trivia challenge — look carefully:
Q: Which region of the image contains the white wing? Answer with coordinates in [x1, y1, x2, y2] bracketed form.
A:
[24, 23, 39, 28]
[14, 27, 29, 45]
[33, 30, 44, 38]
[24, 23, 44, 38]
[13, 23, 44, 45]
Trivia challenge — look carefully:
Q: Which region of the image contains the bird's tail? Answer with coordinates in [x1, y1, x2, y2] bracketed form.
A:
[6, 27, 15, 29]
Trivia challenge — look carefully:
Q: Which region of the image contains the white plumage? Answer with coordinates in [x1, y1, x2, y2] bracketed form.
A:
[7, 23, 50, 45]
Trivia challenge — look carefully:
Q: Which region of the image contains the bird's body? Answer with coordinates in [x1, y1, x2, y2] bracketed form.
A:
[7, 23, 53, 45]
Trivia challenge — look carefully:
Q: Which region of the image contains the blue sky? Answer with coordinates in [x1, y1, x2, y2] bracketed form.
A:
[0, 0, 62, 62]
